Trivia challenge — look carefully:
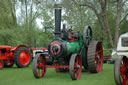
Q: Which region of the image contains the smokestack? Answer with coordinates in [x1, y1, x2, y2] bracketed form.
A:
[54, 2, 62, 39]
[33, 39, 36, 48]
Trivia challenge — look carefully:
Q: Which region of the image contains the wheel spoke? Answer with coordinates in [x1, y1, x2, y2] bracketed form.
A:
[94, 43, 103, 72]
[121, 57, 128, 85]
[96, 50, 101, 54]
[122, 75, 127, 85]
[38, 68, 41, 76]
[120, 65, 125, 75]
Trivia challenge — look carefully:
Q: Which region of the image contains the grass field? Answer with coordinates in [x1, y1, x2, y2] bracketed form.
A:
[0, 64, 115, 85]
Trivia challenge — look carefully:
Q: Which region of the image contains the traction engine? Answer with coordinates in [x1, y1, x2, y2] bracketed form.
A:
[32, 2, 103, 80]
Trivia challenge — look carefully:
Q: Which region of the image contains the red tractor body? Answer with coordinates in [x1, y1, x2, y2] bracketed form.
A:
[0, 46, 14, 60]
[0, 45, 28, 60]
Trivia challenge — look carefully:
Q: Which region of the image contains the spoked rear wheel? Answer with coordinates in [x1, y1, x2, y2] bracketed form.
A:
[0, 59, 4, 69]
[69, 54, 82, 80]
[87, 41, 103, 73]
[114, 56, 128, 85]
[32, 54, 47, 78]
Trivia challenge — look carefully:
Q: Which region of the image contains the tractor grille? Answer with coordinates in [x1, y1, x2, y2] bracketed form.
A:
[122, 37, 128, 47]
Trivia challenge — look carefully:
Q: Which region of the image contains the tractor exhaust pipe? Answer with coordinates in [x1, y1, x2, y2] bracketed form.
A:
[33, 39, 36, 48]
[54, 2, 62, 39]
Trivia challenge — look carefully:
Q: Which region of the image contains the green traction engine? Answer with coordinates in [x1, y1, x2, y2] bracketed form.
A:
[32, 2, 103, 80]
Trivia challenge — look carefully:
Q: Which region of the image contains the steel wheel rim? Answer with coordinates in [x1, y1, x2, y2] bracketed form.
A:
[19, 50, 30, 66]
[120, 57, 128, 85]
[36, 56, 46, 78]
[95, 43, 103, 72]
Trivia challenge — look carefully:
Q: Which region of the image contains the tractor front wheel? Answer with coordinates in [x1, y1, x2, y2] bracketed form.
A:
[69, 54, 82, 80]
[87, 41, 103, 73]
[114, 56, 128, 85]
[15, 47, 32, 68]
[0, 59, 4, 69]
[32, 54, 47, 78]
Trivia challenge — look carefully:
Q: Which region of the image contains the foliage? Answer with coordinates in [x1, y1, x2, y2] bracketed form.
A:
[0, 0, 54, 48]
[120, 20, 128, 34]
[0, 0, 128, 56]
[0, 27, 53, 47]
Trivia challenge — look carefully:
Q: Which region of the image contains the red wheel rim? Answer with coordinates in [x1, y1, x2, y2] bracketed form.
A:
[120, 57, 128, 85]
[19, 50, 31, 66]
[74, 55, 82, 80]
[0, 61, 3, 68]
[95, 43, 103, 72]
[37, 56, 46, 78]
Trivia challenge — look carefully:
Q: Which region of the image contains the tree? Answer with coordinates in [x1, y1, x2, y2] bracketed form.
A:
[114, 0, 128, 47]
[78, 0, 113, 47]
[70, 0, 127, 48]
[0, 0, 17, 29]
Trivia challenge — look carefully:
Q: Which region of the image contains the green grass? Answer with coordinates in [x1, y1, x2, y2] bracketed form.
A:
[0, 64, 115, 85]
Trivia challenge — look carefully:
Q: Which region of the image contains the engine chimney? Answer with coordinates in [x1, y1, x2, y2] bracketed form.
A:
[54, 2, 62, 39]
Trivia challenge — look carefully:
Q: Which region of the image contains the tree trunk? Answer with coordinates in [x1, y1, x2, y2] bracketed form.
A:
[8, 0, 17, 27]
[25, 0, 28, 28]
[114, 0, 123, 47]
[102, 11, 113, 47]
[96, 13, 113, 47]
[80, 0, 114, 47]
[97, 0, 114, 47]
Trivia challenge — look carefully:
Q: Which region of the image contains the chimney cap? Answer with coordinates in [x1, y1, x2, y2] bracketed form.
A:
[54, 0, 62, 8]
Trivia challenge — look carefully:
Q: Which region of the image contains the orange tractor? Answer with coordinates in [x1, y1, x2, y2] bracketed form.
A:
[0, 45, 32, 69]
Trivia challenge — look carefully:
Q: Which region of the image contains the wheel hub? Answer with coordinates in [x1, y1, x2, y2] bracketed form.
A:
[19, 51, 30, 66]
[77, 65, 80, 69]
